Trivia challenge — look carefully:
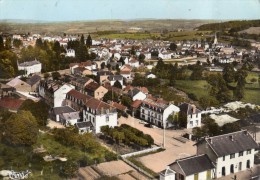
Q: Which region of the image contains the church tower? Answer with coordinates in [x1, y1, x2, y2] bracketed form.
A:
[213, 32, 218, 45]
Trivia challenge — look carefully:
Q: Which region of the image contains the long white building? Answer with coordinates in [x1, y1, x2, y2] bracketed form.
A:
[140, 96, 179, 128]
[18, 59, 42, 76]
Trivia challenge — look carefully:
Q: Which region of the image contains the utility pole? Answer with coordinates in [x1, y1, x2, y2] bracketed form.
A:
[163, 121, 166, 148]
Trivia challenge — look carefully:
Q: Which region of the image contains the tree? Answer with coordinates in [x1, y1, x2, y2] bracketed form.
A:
[101, 62, 105, 69]
[86, 34, 92, 48]
[103, 91, 118, 102]
[138, 54, 145, 64]
[53, 41, 61, 57]
[4, 111, 38, 146]
[113, 80, 122, 89]
[206, 73, 232, 103]
[35, 38, 43, 49]
[20, 99, 49, 126]
[60, 161, 78, 178]
[233, 69, 248, 100]
[80, 34, 85, 45]
[0, 58, 15, 78]
[178, 112, 187, 128]
[51, 71, 61, 80]
[169, 43, 177, 51]
[121, 95, 132, 108]
[13, 39, 23, 48]
[4, 37, 12, 50]
[223, 64, 235, 83]
[0, 35, 4, 51]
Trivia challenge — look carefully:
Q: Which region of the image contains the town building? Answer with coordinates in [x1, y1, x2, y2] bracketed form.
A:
[160, 154, 215, 180]
[83, 97, 118, 133]
[17, 59, 42, 76]
[196, 130, 259, 178]
[140, 96, 180, 128]
[84, 82, 108, 100]
[179, 103, 202, 129]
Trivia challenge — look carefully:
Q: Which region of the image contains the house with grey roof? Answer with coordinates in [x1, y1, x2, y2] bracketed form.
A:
[161, 130, 259, 179]
[179, 103, 201, 129]
[196, 130, 259, 178]
[17, 59, 42, 76]
[108, 75, 124, 88]
[160, 154, 215, 180]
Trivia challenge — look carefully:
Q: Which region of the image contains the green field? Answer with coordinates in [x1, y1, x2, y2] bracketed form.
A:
[175, 72, 260, 105]
[94, 31, 212, 41]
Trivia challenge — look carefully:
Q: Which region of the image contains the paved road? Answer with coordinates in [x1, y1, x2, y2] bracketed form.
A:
[119, 116, 196, 173]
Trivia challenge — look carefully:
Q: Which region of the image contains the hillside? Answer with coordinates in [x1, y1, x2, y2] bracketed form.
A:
[197, 20, 260, 32]
[0, 19, 218, 35]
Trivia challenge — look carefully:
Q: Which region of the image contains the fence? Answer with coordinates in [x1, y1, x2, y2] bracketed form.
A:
[121, 146, 161, 159]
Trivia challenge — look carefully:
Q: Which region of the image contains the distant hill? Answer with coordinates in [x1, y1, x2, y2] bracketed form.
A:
[0, 19, 218, 35]
[196, 20, 260, 32]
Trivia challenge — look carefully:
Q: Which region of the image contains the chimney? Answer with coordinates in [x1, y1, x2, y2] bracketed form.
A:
[191, 104, 196, 114]
[244, 131, 248, 135]
[208, 138, 213, 144]
[229, 135, 234, 141]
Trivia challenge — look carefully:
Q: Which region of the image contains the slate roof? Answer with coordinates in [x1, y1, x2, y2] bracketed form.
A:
[179, 102, 201, 115]
[19, 60, 41, 67]
[52, 106, 76, 115]
[108, 75, 123, 81]
[204, 130, 259, 157]
[169, 154, 215, 176]
[128, 88, 141, 97]
[26, 75, 41, 86]
[75, 121, 92, 129]
[60, 112, 80, 120]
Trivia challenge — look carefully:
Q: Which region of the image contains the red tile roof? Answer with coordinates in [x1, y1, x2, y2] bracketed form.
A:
[85, 82, 100, 91]
[131, 100, 142, 109]
[111, 101, 127, 111]
[67, 89, 92, 103]
[0, 98, 24, 111]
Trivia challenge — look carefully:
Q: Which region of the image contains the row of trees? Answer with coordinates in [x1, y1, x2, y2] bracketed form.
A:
[192, 116, 241, 139]
[101, 124, 154, 148]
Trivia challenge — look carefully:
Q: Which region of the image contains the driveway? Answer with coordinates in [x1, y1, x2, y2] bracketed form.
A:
[119, 116, 196, 173]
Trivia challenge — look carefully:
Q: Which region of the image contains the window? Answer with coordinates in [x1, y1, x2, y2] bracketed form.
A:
[239, 151, 243, 157]
[247, 150, 251, 155]
[230, 153, 235, 159]
[106, 116, 109, 122]
[222, 156, 225, 161]
[142, 109, 144, 113]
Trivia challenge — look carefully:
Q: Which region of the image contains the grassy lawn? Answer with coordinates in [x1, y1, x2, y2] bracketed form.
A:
[175, 74, 260, 105]
[175, 80, 210, 100]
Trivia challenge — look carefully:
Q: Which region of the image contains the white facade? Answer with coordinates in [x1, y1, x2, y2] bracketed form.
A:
[18, 60, 42, 76]
[140, 103, 180, 128]
[146, 73, 156, 79]
[187, 111, 202, 129]
[54, 84, 75, 107]
[215, 149, 255, 178]
[83, 109, 118, 134]
[158, 52, 173, 59]
[66, 49, 75, 57]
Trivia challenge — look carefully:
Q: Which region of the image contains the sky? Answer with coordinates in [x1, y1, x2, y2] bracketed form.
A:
[0, 0, 260, 22]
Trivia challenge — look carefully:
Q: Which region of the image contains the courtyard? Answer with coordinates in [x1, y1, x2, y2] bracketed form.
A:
[118, 116, 197, 173]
